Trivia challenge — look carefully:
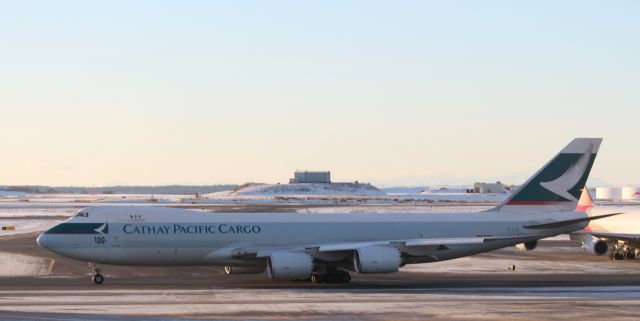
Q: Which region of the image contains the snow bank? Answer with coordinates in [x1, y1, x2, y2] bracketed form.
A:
[0, 219, 61, 235]
[231, 183, 386, 197]
[380, 187, 427, 194]
[297, 205, 495, 214]
[0, 208, 77, 218]
[0, 191, 28, 198]
[415, 193, 508, 202]
[421, 186, 471, 194]
[380, 185, 509, 203]
[0, 252, 51, 276]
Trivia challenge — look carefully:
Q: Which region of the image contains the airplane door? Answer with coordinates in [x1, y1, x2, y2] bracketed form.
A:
[106, 224, 122, 263]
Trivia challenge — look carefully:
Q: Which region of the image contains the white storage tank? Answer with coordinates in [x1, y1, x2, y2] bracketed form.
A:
[622, 186, 640, 200]
[595, 187, 622, 201]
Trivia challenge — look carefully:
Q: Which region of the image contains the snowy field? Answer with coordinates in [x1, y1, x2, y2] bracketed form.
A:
[0, 219, 61, 236]
[297, 205, 495, 214]
[0, 252, 51, 276]
[226, 182, 386, 197]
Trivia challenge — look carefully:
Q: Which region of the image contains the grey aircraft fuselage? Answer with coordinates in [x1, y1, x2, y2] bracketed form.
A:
[37, 206, 587, 267]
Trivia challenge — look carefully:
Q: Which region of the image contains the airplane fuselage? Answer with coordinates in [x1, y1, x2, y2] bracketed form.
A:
[588, 205, 640, 235]
[38, 206, 588, 267]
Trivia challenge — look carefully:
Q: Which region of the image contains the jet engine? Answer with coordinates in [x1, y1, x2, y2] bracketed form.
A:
[582, 238, 609, 256]
[267, 252, 313, 280]
[515, 240, 538, 251]
[353, 246, 401, 274]
[224, 266, 265, 275]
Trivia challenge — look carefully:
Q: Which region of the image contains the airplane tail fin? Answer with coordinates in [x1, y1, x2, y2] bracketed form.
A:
[576, 186, 594, 213]
[494, 138, 602, 212]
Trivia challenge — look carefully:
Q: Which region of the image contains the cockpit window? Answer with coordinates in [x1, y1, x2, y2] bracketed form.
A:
[75, 211, 89, 218]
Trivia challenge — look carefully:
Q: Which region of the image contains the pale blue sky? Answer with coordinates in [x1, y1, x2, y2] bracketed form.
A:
[0, 1, 638, 186]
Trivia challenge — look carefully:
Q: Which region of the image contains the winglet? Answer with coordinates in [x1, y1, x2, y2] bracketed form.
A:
[495, 138, 602, 212]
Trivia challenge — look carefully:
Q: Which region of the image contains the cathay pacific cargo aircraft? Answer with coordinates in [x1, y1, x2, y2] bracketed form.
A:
[38, 138, 616, 285]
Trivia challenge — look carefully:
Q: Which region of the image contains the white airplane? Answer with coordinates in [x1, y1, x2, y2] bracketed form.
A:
[38, 138, 614, 285]
[571, 188, 640, 259]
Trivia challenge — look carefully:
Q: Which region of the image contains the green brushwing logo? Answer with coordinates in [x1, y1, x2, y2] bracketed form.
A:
[507, 152, 596, 204]
[44, 223, 109, 235]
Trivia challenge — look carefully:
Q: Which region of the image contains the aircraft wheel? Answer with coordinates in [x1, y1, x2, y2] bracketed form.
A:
[339, 272, 351, 284]
[311, 274, 326, 285]
[92, 274, 104, 285]
[325, 274, 336, 284]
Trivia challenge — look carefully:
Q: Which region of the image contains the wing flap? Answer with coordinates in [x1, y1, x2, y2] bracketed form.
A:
[318, 241, 388, 252]
[318, 235, 541, 252]
[404, 237, 485, 246]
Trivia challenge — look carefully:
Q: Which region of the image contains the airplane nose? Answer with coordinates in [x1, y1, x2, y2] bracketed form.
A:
[36, 233, 50, 249]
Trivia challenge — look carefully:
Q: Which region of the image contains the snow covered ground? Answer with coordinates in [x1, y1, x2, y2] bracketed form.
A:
[0, 191, 28, 198]
[380, 185, 472, 194]
[0, 219, 61, 236]
[411, 192, 508, 202]
[297, 205, 495, 214]
[0, 185, 512, 207]
[0, 208, 78, 218]
[0, 252, 50, 276]
[224, 183, 386, 197]
[380, 185, 509, 202]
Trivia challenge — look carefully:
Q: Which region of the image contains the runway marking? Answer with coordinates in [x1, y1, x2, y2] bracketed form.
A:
[47, 259, 55, 274]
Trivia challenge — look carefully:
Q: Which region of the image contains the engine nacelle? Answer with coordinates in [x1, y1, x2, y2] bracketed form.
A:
[224, 266, 265, 275]
[354, 246, 401, 274]
[515, 240, 538, 251]
[583, 238, 609, 256]
[267, 252, 313, 280]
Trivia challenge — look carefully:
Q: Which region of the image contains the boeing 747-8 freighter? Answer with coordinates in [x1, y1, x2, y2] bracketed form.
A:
[38, 138, 613, 284]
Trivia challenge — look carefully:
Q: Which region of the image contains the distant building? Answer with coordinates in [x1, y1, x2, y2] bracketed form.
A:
[596, 187, 622, 200]
[473, 182, 505, 193]
[594, 186, 640, 201]
[290, 171, 331, 184]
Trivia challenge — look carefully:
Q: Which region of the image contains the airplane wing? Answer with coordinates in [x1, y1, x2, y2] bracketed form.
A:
[209, 213, 623, 261]
[589, 232, 640, 245]
[523, 212, 623, 229]
[220, 235, 544, 259]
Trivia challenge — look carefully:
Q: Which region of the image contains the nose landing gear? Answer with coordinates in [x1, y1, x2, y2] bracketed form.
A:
[90, 263, 104, 285]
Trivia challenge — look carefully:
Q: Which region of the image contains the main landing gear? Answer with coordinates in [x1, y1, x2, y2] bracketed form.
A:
[90, 263, 104, 285]
[609, 246, 637, 261]
[311, 268, 351, 284]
